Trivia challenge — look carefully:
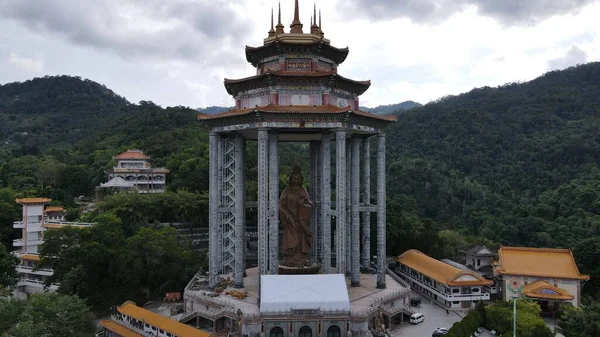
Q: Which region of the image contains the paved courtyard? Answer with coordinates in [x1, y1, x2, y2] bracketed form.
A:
[390, 292, 463, 337]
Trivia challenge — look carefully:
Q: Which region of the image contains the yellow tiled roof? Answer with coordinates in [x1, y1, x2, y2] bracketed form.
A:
[21, 254, 40, 261]
[496, 246, 589, 280]
[395, 250, 492, 286]
[522, 280, 574, 301]
[44, 206, 65, 213]
[99, 320, 143, 337]
[117, 301, 210, 337]
[15, 198, 51, 205]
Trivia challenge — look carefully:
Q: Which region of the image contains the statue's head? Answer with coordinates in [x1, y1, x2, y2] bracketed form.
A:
[289, 166, 304, 186]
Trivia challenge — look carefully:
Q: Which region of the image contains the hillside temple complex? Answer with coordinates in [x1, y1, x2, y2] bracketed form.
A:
[182, 2, 413, 337]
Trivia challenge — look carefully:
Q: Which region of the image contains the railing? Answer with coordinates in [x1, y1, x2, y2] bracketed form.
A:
[16, 265, 54, 275]
[45, 221, 94, 227]
[398, 271, 490, 302]
[13, 221, 24, 228]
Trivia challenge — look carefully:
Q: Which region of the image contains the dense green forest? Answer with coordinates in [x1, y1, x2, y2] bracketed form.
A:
[1, 63, 599, 306]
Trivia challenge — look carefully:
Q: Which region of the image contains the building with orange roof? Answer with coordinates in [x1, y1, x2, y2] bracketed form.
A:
[12, 198, 94, 295]
[99, 301, 212, 337]
[394, 250, 492, 310]
[99, 149, 169, 195]
[494, 246, 589, 309]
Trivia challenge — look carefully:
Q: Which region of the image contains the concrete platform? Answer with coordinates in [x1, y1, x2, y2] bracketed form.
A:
[185, 267, 410, 316]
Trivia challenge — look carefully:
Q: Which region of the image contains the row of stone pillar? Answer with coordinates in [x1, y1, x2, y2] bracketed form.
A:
[208, 130, 386, 289]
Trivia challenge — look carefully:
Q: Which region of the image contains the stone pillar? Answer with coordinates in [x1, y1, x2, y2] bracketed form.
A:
[321, 133, 332, 273]
[310, 141, 321, 261]
[209, 132, 219, 288]
[376, 133, 387, 289]
[351, 137, 361, 286]
[268, 132, 279, 274]
[234, 134, 245, 288]
[335, 130, 347, 275]
[258, 129, 269, 278]
[345, 141, 352, 276]
[361, 138, 371, 268]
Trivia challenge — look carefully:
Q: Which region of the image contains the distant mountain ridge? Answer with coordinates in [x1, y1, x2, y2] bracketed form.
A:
[361, 101, 421, 115]
[197, 106, 233, 115]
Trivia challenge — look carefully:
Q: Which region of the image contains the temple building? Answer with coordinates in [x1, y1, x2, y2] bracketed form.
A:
[12, 198, 93, 294]
[100, 149, 169, 194]
[493, 246, 589, 311]
[393, 250, 493, 310]
[183, 2, 411, 337]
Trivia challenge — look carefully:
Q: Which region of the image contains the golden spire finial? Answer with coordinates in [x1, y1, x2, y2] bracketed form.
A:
[268, 7, 276, 37]
[290, 0, 303, 34]
[319, 9, 324, 36]
[276, 2, 284, 34]
[310, 2, 320, 34]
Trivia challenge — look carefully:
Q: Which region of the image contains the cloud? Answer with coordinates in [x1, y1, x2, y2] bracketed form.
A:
[8, 52, 44, 72]
[0, 0, 253, 63]
[343, 0, 596, 25]
[548, 45, 588, 70]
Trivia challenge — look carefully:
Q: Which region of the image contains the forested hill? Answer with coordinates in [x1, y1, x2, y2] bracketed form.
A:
[384, 62, 600, 255]
[0, 65, 599, 264]
[360, 101, 421, 114]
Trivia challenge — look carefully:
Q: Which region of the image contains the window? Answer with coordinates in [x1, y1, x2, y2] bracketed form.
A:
[327, 325, 341, 337]
[477, 259, 480, 267]
[270, 327, 284, 337]
[299, 326, 312, 337]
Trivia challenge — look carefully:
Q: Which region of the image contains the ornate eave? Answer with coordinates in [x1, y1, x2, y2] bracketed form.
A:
[224, 72, 370, 97]
[245, 39, 349, 67]
[197, 104, 396, 135]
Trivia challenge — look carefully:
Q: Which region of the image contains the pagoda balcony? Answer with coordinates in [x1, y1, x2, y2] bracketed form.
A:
[13, 221, 24, 229]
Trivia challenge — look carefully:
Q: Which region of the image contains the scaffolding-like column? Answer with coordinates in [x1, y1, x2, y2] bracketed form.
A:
[351, 137, 361, 286]
[336, 130, 347, 275]
[268, 132, 279, 274]
[209, 132, 219, 288]
[310, 141, 322, 261]
[321, 132, 332, 273]
[258, 129, 269, 279]
[361, 137, 371, 268]
[234, 134, 245, 288]
[220, 137, 236, 276]
[345, 141, 352, 275]
[376, 133, 387, 289]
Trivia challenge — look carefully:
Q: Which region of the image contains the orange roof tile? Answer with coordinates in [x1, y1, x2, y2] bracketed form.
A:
[496, 246, 589, 280]
[395, 250, 492, 286]
[21, 254, 40, 261]
[115, 150, 149, 160]
[15, 198, 52, 205]
[44, 206, 65, 213]
[99, 320, 143, 337]
[117, 301, 210, 337]
[522, 280, 574, 301]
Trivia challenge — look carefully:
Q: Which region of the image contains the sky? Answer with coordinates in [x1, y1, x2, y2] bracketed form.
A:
[0, 0, 599, 109]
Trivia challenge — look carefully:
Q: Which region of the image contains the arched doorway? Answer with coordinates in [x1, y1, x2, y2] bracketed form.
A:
[299, 326, 312, 337]
[327, 325, 341, 337]
[270, 327, 284, 337]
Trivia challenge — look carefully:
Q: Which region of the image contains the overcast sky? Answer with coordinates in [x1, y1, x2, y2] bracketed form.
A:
[1, 0, 599, 109]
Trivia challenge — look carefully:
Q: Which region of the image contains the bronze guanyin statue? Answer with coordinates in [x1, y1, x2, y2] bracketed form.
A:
[279, 166, 313, 267]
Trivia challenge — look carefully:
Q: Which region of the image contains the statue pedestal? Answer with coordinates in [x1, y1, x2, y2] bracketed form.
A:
[278, 262, 322, 275]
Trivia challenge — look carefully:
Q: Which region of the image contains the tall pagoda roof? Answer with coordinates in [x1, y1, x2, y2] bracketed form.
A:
[246, 38, 349, 67]
[224, 71, 370, 97]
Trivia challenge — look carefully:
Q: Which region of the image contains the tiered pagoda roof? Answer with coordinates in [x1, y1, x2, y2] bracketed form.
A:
[224, 71, 370, 96]
[200, 0, 397, 129]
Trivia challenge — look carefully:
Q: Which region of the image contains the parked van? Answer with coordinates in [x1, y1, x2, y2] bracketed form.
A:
[410, 313, 424, 324]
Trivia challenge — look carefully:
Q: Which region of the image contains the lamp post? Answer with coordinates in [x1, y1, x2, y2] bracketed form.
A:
[507, 277, 523, 337]
[512, 293, 518, 337]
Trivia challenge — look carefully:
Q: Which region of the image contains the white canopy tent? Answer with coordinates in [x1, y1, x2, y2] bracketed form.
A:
[260, 274, 350, 313]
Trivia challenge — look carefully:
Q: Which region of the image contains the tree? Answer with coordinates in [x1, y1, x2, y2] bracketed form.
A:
[558, 302, 600, 337]
[485, 300, 552, 337]
[0, 243, 18, 288]
[4, 293, 95, 337]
